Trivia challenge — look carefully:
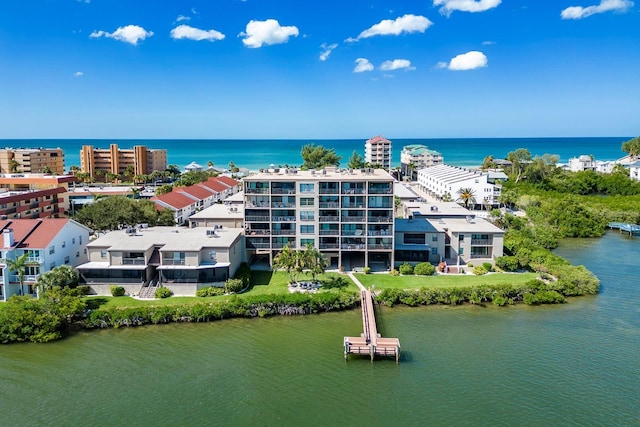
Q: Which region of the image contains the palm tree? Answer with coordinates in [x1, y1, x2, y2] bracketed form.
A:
[9, 159, 20, 173]
[4, 252, 31, 296]
[456, 187, 477, 209]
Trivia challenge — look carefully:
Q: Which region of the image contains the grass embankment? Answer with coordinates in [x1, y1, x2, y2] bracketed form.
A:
[354, 272, 539, 290]
[85, 271, 359, 309]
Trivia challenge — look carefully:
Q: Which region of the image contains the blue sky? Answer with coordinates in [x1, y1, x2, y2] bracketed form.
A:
[0, 0, 638, 139]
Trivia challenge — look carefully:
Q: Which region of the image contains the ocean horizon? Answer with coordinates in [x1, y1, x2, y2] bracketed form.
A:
[0, 137, 631, 172]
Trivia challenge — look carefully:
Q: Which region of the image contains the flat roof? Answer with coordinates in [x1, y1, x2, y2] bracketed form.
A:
[87, 226, 243, 251]
[225, 190, 244, 203]
[190, 203, 244, 219]
[406, 201, 472, 217]
[394, 183, 419, 199]
[395, 218, 439, 233]
[436, 217, 504, 234]
[245, 167, 393, 182]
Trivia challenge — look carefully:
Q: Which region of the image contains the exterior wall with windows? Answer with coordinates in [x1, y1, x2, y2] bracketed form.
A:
[417, 164, 501, 206]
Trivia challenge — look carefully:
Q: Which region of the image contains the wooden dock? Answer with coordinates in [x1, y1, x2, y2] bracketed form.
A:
[344, 289, 401, 362]
[608, 222, 640, 235]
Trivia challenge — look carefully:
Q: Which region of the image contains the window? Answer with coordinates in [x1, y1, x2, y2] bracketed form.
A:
[62, 241, 66, 248]
[208, 250, 216, 260]
[79, 235, 83, 244]
[459, 234, 464, 241]
[300, 211, 315, 221]
[300, 183, 315, 193]
[100, 249, 107, 258]
[432, 248, 438, 255]
[300, 197, 315, 206]
[76, 251, 80, 258]
[49, 262, 55, 270]
[459, 248, 464, 255]
[72, 237, 76, 244]
[49, 245, 55, 255]
[300, 238, 315, 247]
[432, 235, 438, 242]
[404, 233, 425, 245]
[26, 266, 40, 276]
[64, 256, 70, 264]
[300, 225, 315, 234]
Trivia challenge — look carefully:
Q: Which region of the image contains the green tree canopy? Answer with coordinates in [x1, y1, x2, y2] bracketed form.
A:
[300, 144, 341, 170]
[621, 136, 640, 158]
[506, 148, 532, 183]
[347, 150, 365, 169]
[73, 196, 174, 231]
[456, 187, 477, 208]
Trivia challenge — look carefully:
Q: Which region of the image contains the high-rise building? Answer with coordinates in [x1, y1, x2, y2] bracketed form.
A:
[244, 166, 394, 271]
[400, 144, 443, 178]
[364, 135, 392, 171]
[80, 144, 167, 178]
[0, 148, 64, 174]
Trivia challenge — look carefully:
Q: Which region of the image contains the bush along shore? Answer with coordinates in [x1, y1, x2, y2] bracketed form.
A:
[82, 292, 360, 329]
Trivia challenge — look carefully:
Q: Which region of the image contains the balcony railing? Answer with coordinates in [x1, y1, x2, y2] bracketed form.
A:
[246, 215, 270, 222]
[340, 244, 366, 250]
[367, 230, 391, 236]
[319, 188, 339, 194]
[367, 217, 393, 223]
[162, 259, 186, 266]
[342, 203, 365, 209]
[341, 230, 365, 236]
[341, 189, 365, 194]
[246, 230, 270, 235]
[272, 216, 296, 222]
[368, 188, 393, 194]
[245, 188, 269, 194]
[319, 216, 339, 222]
[341, 217, 366, 223]
[271, 203, 295, 208]
[319, 243, 340, 249]
[319, 230, 339, 235]
[369, 204, 393, 209]
[319, 202, 339, 208]
[122, 258, 146, 265]
[471, 239, 493, 246]
[272, 230, 295, 235]
[368, 244, 393, 250]
[248, 242, 271, 249]
[271, 188, 296, 195]
[272, 243, 295, 249]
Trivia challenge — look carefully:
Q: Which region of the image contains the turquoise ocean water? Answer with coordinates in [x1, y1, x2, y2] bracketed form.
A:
[0, 137, 631, 171]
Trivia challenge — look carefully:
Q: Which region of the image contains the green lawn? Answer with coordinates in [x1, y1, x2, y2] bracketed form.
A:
[354, 272, 539, 290]
[85, 271, 359, 309]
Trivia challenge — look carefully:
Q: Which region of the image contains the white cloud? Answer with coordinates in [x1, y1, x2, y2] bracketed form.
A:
[90, 25, 153, 45]
[176, 15, 191, 22]
[170, 25, 225, 42]
[357, 14, 433, 39]
[560, 0, 633, 19]
[74, 71, 84, 77]
[445, 51, 488, 70]
[240, 19, 299, 48]
[319, 43, 338, 61]
[380, 59, 415, 71]
[482, 40, 496, 45]
[354, 58, 374, 73]
[434, 0, 502, 16]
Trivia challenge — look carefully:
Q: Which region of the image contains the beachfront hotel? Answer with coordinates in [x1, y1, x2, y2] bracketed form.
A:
[244, 166, 394, 271]
[0, 148, 65, 175]
[400, 144, 443, 178]
[80, 144, 167, 179]
[364, 135, 392, 171]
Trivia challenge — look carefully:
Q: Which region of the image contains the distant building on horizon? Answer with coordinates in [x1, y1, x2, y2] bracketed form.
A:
[80, 144, 167, 179]
[400, 144, 443, 178]
[365, 135, 392, 171]
[0, 148, 64, 175]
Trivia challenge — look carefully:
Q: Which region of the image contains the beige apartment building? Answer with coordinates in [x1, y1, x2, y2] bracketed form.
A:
[244, 166, 395, 271]
[364, 135, 392, 171]
[0, 148, 64, 174]
[80, 144, 167, 178]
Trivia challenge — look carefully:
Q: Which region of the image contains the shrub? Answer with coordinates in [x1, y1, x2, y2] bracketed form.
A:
[399, 263, 414, 275]
[195, 286, 225, 297]
[363, 266, 371, 274]
[495, 256, 519, 272]
[322, 276, 349, 289]
[224, 278, 244, 293]
[467, 262, 473, 267]
[76, 285, 91, 296]
[492, 294, 512, 306]
[473, 265, 488, 275]
[154, 287, 173, 299]
[389, 269, 400, 276]
[234, 262, 252, 287]
[482, 262, 493, 272]
[414, 262, 435, 276]
[110, 285, 125, 297]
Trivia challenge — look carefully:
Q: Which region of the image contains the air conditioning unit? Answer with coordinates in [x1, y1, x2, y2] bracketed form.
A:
[206, 229, 216, 236]
[125, 227, 137, 235]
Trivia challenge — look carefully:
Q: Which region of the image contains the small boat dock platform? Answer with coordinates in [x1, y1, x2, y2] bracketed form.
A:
[344, 289, 400, 362]
[608, 222, 640, 235]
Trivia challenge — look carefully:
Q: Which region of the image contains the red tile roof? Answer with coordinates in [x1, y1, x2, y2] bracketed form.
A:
[178, 185, 215, 200]
[0, 218, 71, 249]
[151, 191, 195, 210]
[215, 176, 239, 188]
[366, 135, 391, 144]
[200, 178, 227, 193]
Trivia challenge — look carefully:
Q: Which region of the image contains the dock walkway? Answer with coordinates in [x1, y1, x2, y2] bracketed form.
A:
[344, 273, 400, 362]
[608, 222, 640, 235]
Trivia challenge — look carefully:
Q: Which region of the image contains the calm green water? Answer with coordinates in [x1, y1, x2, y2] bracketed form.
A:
[1, 231, 639, 426]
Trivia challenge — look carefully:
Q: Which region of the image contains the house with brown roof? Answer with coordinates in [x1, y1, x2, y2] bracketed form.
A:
[0, 218, 91, 300]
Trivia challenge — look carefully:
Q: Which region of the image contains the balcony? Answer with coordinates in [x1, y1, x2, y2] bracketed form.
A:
[247, 242, 271, 249]
[367, 216, 393, 223]
[319, 216, 339, 222]
[341, 216, 366, 223]
[367, 229, 391, 236]
[122, 258, 146, 265]
[271, 188, 296, 195]
[246, 229, 270, 235]
[342, 203, 365, 209]
[369, 203, 393, 209]
[272, 242, 295, 249]
[245, 188, 269, 194]
[368, 244, 393, 250]
[319, 202, 339, 208]
[272, 230, 295, 235]
[246, 215, 270, 222]
[162, 259, 186, 266]
[271, 202, 295, 208]
[319, 188, 339, 194]
[368, 188, 392, 194]
[471, 239, 493, 246]
[341, 189, 365, 195]
[272, 216, 296, 222]
[319, 243, 340, 249]
[319, 230, 339, 235]
[340, 244, 366, 250]
[341, 230, 365, 236]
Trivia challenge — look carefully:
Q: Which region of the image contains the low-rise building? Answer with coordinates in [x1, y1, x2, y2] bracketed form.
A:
[0, 218, 91, 300]
[568, 155, 596, 172]
[77, 225, 245, 296]
[417, 164, 501, 206]
[189, 203, 244, 229]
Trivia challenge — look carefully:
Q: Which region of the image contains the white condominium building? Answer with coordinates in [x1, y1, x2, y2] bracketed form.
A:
[365, 135, 392, 171]
[417, 164, 501, 206]
[244, 166, 394, 271]
[400, 144, 443, 177]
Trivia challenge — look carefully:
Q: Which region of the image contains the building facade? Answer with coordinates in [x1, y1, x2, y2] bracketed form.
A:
[0, 148, 65, 174]
[417, 164, 502, 206]
[0, 218, 91, 301]
[244, 167, 394, 271]
[365, 135, 392, 171]
[80, 144, 167, 178]
[400, 144, 443, 178]
[77, 226, 245, 296]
